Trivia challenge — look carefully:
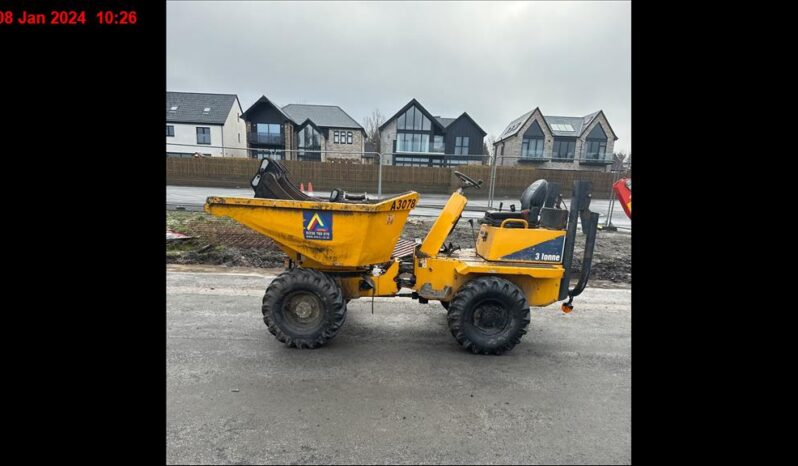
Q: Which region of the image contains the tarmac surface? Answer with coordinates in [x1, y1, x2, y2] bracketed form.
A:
[167, 266, 631, 464]
[166, 185, 631, 229]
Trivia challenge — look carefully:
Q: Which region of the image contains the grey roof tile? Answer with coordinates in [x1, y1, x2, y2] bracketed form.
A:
[282, 104, 363, 130]
[497, 110, 534, 141]
[166, 92, 238, 124]
[544, 115, 585, 137]
[435, 117, 457, 128]
[497, 108, 612, 141]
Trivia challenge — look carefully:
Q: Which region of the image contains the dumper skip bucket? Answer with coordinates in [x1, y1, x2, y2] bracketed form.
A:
[204, 192, 420, 268]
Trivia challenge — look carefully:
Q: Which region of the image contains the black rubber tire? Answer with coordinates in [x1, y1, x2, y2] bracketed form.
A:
[440, 301, 450, 310]
[262, 268, 346, 349]
[447, 277, 530, 355]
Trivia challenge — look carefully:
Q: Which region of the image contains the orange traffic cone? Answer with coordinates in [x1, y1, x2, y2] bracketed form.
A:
[307, 182, 314, 195]
[300, 182, 305, 192]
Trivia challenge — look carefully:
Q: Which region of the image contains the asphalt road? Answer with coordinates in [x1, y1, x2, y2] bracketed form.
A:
[167, 185, 631, 229]
[167, 266, 631, 464]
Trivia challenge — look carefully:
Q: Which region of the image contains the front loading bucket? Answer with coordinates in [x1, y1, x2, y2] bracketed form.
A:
[204, 192, 420, 268]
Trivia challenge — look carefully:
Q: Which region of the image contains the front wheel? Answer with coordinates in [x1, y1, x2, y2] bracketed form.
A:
[262, 268, 346, 349]
[447, 277, 530, 355]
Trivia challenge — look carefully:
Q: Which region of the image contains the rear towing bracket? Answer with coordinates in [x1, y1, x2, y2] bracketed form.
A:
[558, 180, 600, 312]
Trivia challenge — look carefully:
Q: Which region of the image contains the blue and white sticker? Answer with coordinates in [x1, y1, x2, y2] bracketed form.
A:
[302, 210, 333, 240]
[501, 236, 565, 263]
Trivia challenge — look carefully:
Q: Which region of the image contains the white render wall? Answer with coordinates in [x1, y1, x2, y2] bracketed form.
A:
[166, 98, 249, 157]
[167, 123, 223, 156]
[220, 100, 248, 157]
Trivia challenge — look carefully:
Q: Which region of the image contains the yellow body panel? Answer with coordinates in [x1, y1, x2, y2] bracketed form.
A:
[418, 192, 467, 257]
[476, 224, 566, 263]
[204, 193, 419, 268]
[413, 251, 564, 306]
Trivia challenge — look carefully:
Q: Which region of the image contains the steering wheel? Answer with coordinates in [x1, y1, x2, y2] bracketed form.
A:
[453, 171, 483, 190]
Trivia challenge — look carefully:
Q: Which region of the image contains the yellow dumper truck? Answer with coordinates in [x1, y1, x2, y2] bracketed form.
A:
[205, 158, 598, 355]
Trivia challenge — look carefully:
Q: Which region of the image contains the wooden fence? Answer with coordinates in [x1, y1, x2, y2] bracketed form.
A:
[166, 157, 629, 198]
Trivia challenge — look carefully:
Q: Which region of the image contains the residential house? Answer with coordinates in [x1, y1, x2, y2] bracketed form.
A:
[378, 99, 487, 166]
[240, 96, 366, 161]
[493, 108, 618, 171]
[166, 92, 247, 157]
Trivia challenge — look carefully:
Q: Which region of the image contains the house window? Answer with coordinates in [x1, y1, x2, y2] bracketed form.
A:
[238, 133, 241, 143]
[396, 105, 434, 153]
[397, 105, 431, 131]
[432, 135, 445, 152]
[521, 120, 545, 158]
[334, 131, 339, 143]
[585, 124, 608, 160]
[585, 140, 607, 160]
[396, 133, 430, 152]
[255, 123, 282, 145]
[522, 137, 544, 158]
[347, 131, 353, 144]
[196, 127, 211, 145]
[454, 137, 470, 155]
[166, 125, 174, 137]
[254, 150, 285, 161]
[552, 138, 576, 160]
[296, 125, 322, 161]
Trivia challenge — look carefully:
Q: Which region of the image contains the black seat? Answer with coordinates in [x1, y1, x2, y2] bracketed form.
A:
[484, 210, 527, 221]
[481, 209, 530, 227]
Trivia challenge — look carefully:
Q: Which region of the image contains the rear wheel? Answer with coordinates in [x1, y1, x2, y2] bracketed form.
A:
[447, 277, 530, 355]
[262, 268, 346, 348]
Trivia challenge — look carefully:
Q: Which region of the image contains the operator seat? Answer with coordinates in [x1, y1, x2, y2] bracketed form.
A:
[480, 179, 549, 227]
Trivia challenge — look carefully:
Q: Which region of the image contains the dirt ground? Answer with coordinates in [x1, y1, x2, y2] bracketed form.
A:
[167, 212, 631, 283]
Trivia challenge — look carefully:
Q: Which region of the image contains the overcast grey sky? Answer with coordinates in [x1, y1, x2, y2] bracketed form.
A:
[167, 1, 631, 153]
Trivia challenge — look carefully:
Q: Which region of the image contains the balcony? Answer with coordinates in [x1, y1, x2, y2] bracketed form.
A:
[392, 153, 486, 167]
[518, 155, 550, 163]
[395, 144, 444, 155]
[579, 155, 613, 165]
[247, 133, 283, 146]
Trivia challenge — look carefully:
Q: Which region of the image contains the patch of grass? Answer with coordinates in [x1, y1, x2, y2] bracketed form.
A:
[167, 211, 240, 236]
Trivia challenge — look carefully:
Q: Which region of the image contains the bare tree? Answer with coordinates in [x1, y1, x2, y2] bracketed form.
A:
[362, 109, 384, 153]
[484, 134, 496, 162]
[612, 150, 630, 173]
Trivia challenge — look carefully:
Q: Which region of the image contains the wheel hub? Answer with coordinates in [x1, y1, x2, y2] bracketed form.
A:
[472, 303, 509, 335]
[283, 292, 323, 331]
[294, 301, 313, 319]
